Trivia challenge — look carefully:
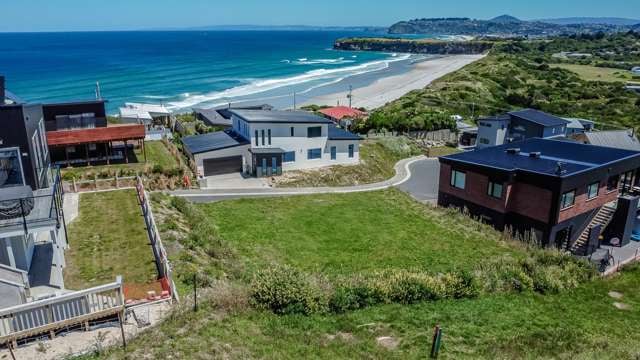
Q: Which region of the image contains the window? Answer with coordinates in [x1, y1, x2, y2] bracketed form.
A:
[560, 190, 576, 209]
[450, 170, 466, 189]
[487, 181, 503, 199]
[607, 175, 619, 192]
[479, 138, 490, 145]
[587, 182, 599, 200]
[307, 126, 322, 138]
[330, 146, 337, 160]
[255, 130, 259, 146]
[283, 151, 296, 163]
[348, 144, 354, 158]
[307, 148, 322, 160]
[290, 127, 295, 137]
[0, 148, 25, 188]
[267, 129, 272, 145]
[39, 119, 48, 157]
[261, 130, 265, 146]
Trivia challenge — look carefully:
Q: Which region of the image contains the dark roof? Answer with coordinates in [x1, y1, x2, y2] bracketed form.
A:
[182, 130, 249, 155]
[441, 138, 640, 177]
[249, 147, 285, 154]
[508, 109, 570, 127]
[215, 104, 274, 120]
[230, 110, 332, 124]
[192, 108, 232, 126]
[328, 125, 363, 140]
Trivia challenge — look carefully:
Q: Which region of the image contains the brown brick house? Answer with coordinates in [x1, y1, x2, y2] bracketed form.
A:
[438, 138, 640, 255]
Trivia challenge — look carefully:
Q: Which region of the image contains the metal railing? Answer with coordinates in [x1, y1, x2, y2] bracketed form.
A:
[0, 276, 124, 344]
[0, 167, 63, 235]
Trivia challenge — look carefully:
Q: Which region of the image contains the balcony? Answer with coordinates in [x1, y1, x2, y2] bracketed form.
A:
[0, 168, 63, 237]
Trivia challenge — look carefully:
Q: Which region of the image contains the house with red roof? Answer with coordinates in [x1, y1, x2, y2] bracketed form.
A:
[317, 106, 367, 129]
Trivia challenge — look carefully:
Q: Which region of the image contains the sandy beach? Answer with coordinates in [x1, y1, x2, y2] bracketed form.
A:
[301, 54, 486, 110]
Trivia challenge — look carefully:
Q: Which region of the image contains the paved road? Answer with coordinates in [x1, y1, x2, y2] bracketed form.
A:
[397, 158, 440, 203]
[173, 156, 441, 203]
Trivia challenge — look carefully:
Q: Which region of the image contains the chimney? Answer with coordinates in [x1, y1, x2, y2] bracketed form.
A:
[529, 151, 541, 158]
[506, 148, 520, 154]
[0, 76, 5, 104]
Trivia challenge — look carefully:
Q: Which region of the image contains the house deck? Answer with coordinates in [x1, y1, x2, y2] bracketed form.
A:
[0, 188, 58, 237]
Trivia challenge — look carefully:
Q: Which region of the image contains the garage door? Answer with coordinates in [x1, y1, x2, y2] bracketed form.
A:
[203, 156, 242, 176]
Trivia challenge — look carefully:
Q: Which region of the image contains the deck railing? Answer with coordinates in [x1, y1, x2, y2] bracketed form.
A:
[0, 167, 63, 234]
[0, 276, 124, 345]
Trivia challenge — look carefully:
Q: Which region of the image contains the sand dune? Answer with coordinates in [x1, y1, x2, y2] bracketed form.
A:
[302, 54, 486, 110]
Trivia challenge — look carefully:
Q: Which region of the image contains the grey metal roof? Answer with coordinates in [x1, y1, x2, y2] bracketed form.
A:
[182, 130, 249, 155]
[328, 125, 363, 141]
[192, 108, 232, 127]
[441, 138, 640, 177]
[508, 109, 570, 127]
[584, 130, 640, 151]
[230, 110, 332, 124]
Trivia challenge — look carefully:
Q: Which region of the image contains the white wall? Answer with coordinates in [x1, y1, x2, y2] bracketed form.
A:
[476, 119, 510, 149]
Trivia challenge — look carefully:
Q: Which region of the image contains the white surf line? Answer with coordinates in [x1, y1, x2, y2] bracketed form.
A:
[174, 156, 427, 198]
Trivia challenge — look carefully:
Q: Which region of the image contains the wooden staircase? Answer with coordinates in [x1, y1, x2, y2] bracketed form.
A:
[570, 203, 617, 255]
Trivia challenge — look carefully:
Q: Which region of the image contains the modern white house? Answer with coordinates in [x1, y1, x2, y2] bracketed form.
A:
[182, 109, 362, 178]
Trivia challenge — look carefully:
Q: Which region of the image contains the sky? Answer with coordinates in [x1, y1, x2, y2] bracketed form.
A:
[1, 0, 639, 32]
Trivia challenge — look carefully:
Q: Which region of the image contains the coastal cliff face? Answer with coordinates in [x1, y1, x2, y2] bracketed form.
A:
[334, 38, 494, 55]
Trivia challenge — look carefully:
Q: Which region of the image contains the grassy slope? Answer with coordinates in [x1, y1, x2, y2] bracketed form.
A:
[63, 189, 157, 289]
[85, 265, 640, 359]
[201, 189, 522, 277]
[61, 141, 178, 180]
[551, 63, 633, 82]
[273, 138, 422, 187]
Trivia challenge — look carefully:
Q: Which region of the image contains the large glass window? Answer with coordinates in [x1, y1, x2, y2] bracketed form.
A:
[330, 146, 337, 160]
[561, 190, 576, 209]
[487, 181, 503, 199]
[267, 129, 272, 145]
[587, 182, 599, 200]
[283, 151, 296, 163]
[307, 126, 322, 138]
[307, 148, 322, 160]
[290, 127, 295, 137]
[255, 130, 259, 146]
[450, 170, 466, 189]
[348, 144, 354, 158]
[0, 148, 25, 188]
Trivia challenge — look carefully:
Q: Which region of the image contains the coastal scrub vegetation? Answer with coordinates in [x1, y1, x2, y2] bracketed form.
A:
[362, 32, 640, 132]
[271, 137, 422, 187]
[80, 190, 640, 359]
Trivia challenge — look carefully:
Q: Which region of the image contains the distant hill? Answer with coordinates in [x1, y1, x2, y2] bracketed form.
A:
[542, 17, 640, 26]
[179, 25, 388, 33]
[388, 15, 632, 36]
[490, 15, 523, 24]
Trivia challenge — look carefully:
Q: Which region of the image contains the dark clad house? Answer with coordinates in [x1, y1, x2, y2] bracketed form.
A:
[438, 138, 640, 255]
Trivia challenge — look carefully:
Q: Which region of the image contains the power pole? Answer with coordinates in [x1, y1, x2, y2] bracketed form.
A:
[95, 81, 102, 100]
[293, 91, 297, 110]
[347, 85, 353, 108]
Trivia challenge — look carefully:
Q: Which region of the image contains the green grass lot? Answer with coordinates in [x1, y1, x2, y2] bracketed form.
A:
[551, 63, 633, 82]
[63, 189, 157, 289]
[273, 138, 423, 187]
[427, 146, 461, 158]
[86, 266, 640, 359]
[82, 187, 640, 358]
[201, 190, 521, 277]
[61, 141, 178, 180]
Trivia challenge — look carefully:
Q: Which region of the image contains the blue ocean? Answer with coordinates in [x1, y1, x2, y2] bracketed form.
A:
[0, 31, 413, 113]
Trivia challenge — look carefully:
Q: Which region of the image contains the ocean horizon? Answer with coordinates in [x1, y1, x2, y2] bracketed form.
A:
[0, 30, 423, 114]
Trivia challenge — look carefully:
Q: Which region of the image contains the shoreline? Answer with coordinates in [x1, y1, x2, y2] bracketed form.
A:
[300, 54, 486, 110]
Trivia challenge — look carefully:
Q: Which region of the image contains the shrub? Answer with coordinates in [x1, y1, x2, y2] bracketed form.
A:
[250, 265, 328, 315]
[152, 164, 164, 174]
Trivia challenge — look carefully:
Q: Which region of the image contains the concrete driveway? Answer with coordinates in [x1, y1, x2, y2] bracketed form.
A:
[201, 172, 270, 189]
[397, 158, 440, 203]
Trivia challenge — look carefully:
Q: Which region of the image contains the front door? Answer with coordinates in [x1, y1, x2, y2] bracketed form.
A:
[261, 158, 267, 177]
[271, 156, 277, 174]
